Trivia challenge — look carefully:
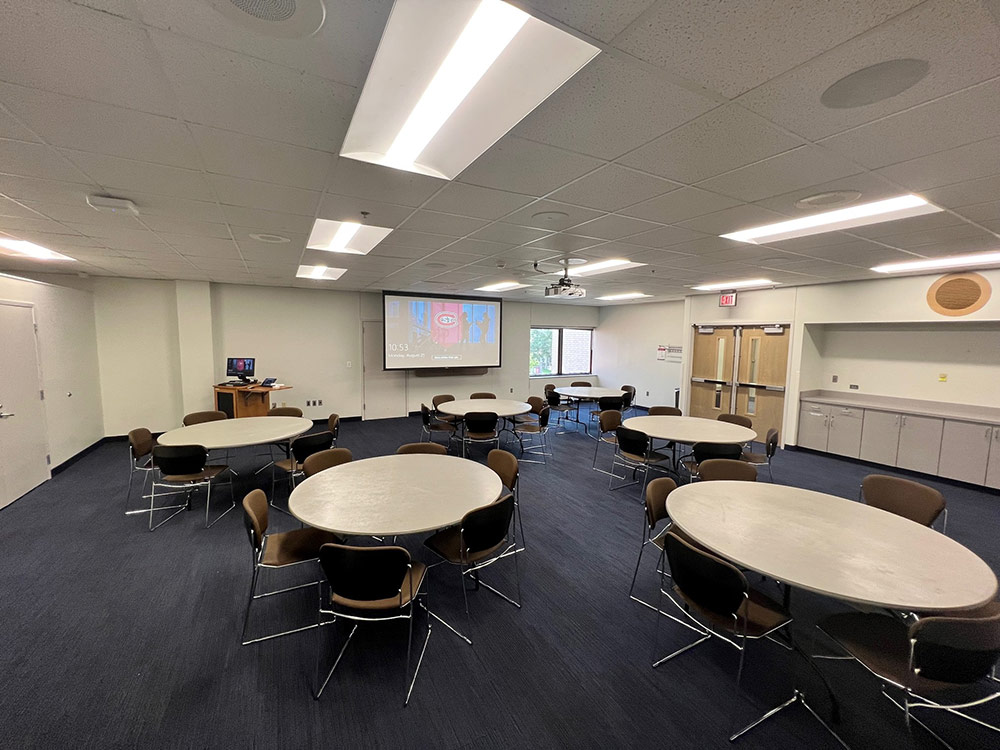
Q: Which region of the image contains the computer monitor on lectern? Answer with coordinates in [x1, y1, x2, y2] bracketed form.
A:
[226, 357, 255, 382]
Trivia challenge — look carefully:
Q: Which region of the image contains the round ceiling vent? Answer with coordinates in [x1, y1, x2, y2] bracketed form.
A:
[927, 272, 991, 316]
[206, 0, 326, 38]
[248, 233, 290, 243]
[794, 190, 862, 210]
[821, 59, 929, 109]
[531, 211, 570, 224]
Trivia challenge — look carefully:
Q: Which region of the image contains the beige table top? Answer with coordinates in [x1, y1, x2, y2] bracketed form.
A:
[667, 481, 998, 612]
[157, 416, 313, 450]
[623, 415, 756, 444]
[554, 387, 626, 400]
[289, 454, 504, 536]
[438, 399, 532, 417]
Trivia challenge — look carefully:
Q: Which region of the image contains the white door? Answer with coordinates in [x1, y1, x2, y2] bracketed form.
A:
[0, 302, 50, 508]
[362, 321, 407, 420]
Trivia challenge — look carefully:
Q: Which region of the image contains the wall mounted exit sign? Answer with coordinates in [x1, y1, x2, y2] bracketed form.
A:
[719, 292, 737, 307]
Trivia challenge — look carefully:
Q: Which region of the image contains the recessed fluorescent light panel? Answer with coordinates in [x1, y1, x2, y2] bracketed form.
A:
[296, 265, 347, 280]
[306, 219, 393, 255]
[475, 281, 529, 291]
[0, 238, 76, 261]
[871, 251, 1000, 274]
[692, 279, 775, 291]
[721, 194, 942, 244]
[340, 0, 600, 179]
[554, 259, 646, 277]
[596, 292, 651, 301]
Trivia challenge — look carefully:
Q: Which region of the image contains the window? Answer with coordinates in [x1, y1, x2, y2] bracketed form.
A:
[529, 327, 593, 376]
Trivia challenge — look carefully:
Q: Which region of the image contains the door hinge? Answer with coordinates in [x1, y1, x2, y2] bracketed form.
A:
[46, 454, 51, 466]
[33, 322, 39, 332]
[39, 389, 45, 400]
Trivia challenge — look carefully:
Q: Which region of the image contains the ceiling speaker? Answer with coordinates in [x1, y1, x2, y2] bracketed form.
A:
[926, 272, 991, 316]
[206, 0, 325, 38]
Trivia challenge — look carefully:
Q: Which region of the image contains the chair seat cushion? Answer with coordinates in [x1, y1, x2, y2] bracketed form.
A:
[161, 465, 229, 482]
[435, 414, 458, 423]
[262, 527, 343, 566]
[599, 435, 618, 446]
[428, 423, 456, 433]
[514, 414, 539, 423]
[424, 527, 507, 565]
[273, 458, 302, 473]
[466, 431, 498, 440]
[622, 450, 671, 465]
[515, 424, 542, 434]
[331, 562, 427, 611]
[741, 451, 767, 464]
[674, 584, 790, 638]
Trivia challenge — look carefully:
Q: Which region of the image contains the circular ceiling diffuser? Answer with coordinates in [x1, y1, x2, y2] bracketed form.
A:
[564, 257, 588, 265]
[248, 233, 290, 243]
[794, 190, 862, 210]
[926, 272, 991, 316]
[531, 210, 570, 224]
[821, 59, 929, 109]
[207, 0, 326, 38]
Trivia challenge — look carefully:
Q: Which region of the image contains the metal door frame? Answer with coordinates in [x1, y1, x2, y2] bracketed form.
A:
[691, 323, 789, 414]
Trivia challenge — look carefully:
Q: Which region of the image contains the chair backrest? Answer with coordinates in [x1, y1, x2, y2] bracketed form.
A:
[290, 431, 334, 463]
[268, 406, 303, 417]
[698, 458, 757, 482]
[546, 391, 563, 407]
[319, 544, 413, 604]
[543, 383, 556, 394]
[526, 396, 545, 413]
[664, 532, 748, 619]
[432, 394, 455, 409]
[303, 447, 353, 477]
[396, 442, 447, 455]
[861, 474, 946, 527]
[645, 477, 677, 530]
[487, 449, 518, 491]
[461, 493, 515, 556]
[328, 413, 340, 440]
[571, 380, 592, 387]
[910, 610, 1000, 684]
[765, 428, 779, 458]
[470, 392, 496, 399]
[128, 427, 154, 459]
[242, 489, 268, 553]
[718, 413, 752, 429]
[620, 385, 636, 396]
[648, 406, 681, 416]
[621, 390, 634, 409]
[537, 405, 550, 429]
[599, 409, 622, 434]
[692, 442, 743, 463]
[464, 411, 498, 435]
[616, 426, 650, 457]
[152, 444, 208, 475]
[182, 410, 227, 426]
[598, 395, 624, 411]
[420, 403, 433, 426]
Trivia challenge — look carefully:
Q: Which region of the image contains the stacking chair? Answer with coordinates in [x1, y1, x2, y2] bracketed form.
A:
[649, 406, 682, 416]
[182, 410, 227, 426]
[424, 493, 520, 644]
[621, 388, 635, 417]
[681, 442, 743, 481]
[327, 414, 341, 445]
[698, 459, 758, 482]
[592, 409, 622, 475]
[816, 609, 1000, 746]
[546, 389, 573, 428]
[397, 442, 447, 455]
[431, 394, 458, 426]
[590, 395, 623, 426]
[241, 489, 342, 645]
[609, 426, 672, 500]
[718, 413, 752, 429]
[125, 427, 160, 516]
[469, 392, 496, 399]
[267, 406, 303, 417]
[420, 404, 457, 448]
[315, 544, 431, 707]
[513, 406, 551, 464]
[302, 448, 353, 478]
[514, 396, 545, 424]
[462, 411, 499, 457]
[741, 428, 778, 482]
[488, 449, 524, 550]
[272, 431, 334, 508]
[542, 383, 556, 396]
[149, 444, 233, 530]
[570, 380, 592, 387]
[256, 406, 305, 467]
[621, 384, 637, 401]
[861, 474, 947, 533]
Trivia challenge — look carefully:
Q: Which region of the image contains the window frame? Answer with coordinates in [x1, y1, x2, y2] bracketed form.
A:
[528, 326, 594, 377]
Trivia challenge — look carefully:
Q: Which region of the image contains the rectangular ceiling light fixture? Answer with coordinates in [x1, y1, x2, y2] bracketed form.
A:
[475, 281, 529, 291]
[296, 264, 347, 280]
[307, 219, 393, 255]
[692, 278, 775, 291]
[596, 292, 651, 301]
[0, 238, 76, 262]
[340, 0, 600, 179]
[555, 259, 646, 277]
[871, 250, 1000, 274]
[720, 195, 942, 244]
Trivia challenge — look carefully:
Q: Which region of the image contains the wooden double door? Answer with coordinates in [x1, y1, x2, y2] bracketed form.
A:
[689, 325, 789, 440]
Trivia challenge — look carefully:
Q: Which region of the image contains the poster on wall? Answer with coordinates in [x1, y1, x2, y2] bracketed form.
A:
[656, 345, 666, 361]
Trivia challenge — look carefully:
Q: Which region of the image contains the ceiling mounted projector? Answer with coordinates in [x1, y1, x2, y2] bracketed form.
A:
[86, 195, 139, 216]
[544, 276, 586, 298]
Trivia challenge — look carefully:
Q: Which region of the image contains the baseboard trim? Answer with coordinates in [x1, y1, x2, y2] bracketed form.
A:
[52, 436, 120, 475]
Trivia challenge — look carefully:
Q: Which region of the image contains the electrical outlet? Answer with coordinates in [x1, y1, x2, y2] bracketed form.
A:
[849, 384, 859, 390]
[509, 388, 513, 393]
[318, 399, 323, 406]
[831, 375, 839, 383]
[346, 361, 352, 368]
[646, 390, 650, 396]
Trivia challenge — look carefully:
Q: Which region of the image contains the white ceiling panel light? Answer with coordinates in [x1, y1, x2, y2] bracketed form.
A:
[0, 238, 76, 262]
[306, 219, 393, 255]
[596, 292, 652, 301]
[691, 278, 775, 291]
[721, 195, 942, 244]
[475, 281, 530, 291]
[555, 258, 646, 277]
[871, 251, 1000, 274]
[340, 0, 600, 179]
[296, 264, 347, 280]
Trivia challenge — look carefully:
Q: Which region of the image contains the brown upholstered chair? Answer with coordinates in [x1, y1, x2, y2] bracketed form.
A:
[590, 395, 624, 425]
[542, 383, 556, 395]
[514, 395, 545, 423]
[570, 380, 592, 387]
[125, 427, 160, 515]
[327, 414, 340, 445]
[420, 404, 457, 447]
[681, 442, 744, 480]
[545, 389, 572, 427]
[697, 458, 757, 482]
[861, 474, 947, 532]
[268, 406, 303, 417]
[718, 413, 752, 429]
[272, 431, 334, 506]
[431, 394, 458, 424]
[149, 444, 233, 530]
[315, 544, 430, 705]
[609, 426, 672, 500]
[817, 608, 1000, 744]
[488, 449, 524, 549]
[182, 410, 228, 426]
[741, 428, 778, 482]
[396, 442, 447, 455]
[462, 411, 499, 457]
[513, 406, 551, 464]
[592, 409, 622, 474]
[424, 493, 519, 644]
[648, 406, 682, 416]
[303, 447, 353, 477]
[241, 489, 341, 645]
[469, 392, 496, 399]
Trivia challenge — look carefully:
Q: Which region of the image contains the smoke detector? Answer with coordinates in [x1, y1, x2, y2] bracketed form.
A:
[206, 0, 326, 38]
[86, 195, 139, 216]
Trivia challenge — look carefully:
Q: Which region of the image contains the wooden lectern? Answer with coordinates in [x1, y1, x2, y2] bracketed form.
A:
[214, 384, 293, 418]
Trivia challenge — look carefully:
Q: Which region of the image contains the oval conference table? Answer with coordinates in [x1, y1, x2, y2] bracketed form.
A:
[554, 387, 626, 434]
[437, 399, 532, 418]
[157, 415, 313, 450]
[623, 415, 756, 446]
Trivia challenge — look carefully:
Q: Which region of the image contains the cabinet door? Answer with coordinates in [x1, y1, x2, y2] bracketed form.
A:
[896, 414, 943, 475]
[797, 402, 830, 451]
[827, 407, 863, 458]
[860, 411, 900, 467]
[938, 420, 992, 484]
[987, 427, 1000, 490]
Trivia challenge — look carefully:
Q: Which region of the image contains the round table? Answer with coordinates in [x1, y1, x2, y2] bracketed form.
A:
[554, 386, 625, 400]
[667, 481, 998, 612]
[157, 416, 313, 450]
[288, 454, 504, 536]
[438, 399, 531, 417]
[623, 415, 756, 445]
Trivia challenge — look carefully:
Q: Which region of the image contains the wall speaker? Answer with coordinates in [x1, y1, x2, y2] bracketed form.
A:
[926, 272, 991, 316]
[206, 0, 325, 38]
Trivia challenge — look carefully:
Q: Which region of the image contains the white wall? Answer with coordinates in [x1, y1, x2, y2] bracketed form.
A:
[0, 273, 103, 465]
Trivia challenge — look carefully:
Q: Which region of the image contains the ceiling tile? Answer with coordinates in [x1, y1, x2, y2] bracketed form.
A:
[752, 173, 904, 215]
[521, 0, 657, 42]
[325, 158, 445, 208]
[207, 174, 319, 216]
[676, 204, 788, 235]
[0, 196, 44, 219]
[0, 175, 97, 205]
[0, 140, 91, 182]
[441, 238, 510, 256]
[141, 217, 231, 239]
[922, 176, 1000, 209]
[547, 164, 679, 212]
[876, 137, 1000, 191]
[219, 207, 314, 235]
[846, 210, 965, 239]
[618, 186, 742, 224]
[423, 182, 534, 220]
[398, 211, 489, 237]
[470, 223, 553, 245]
[627, 224, 709, 248]
[379, 229, 454, 251]
[569, 214, 662, 240]
[525, 233, 607, 253]
[954, 201, 1000, 224]
[457, 136, 603, 196]
[0, 103, 40, 143]
[61, 150, 214, 201]
[316, 193, 414, 229]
